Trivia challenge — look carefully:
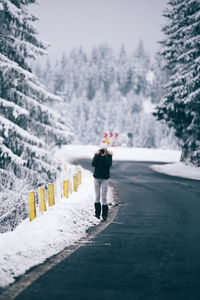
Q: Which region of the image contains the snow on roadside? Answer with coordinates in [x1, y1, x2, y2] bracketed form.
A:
[56, 144, 181, 163]
[150, 162, 200, 181]
[56, 145, 200, 181]
[0, 166, 105, 287]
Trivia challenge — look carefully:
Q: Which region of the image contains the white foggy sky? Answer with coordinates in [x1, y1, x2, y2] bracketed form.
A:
[30, 0, 168, 59]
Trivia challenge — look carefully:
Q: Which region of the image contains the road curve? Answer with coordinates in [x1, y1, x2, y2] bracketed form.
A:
[11, 161, 200, 299]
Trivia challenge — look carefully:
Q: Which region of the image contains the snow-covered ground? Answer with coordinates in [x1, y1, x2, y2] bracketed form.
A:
[56, 144, 181, 163]
[1, 145, 200, 288]
[58, 145, 200, 181]
[150, 162, 200, 181]
[0, 165, 104, 287]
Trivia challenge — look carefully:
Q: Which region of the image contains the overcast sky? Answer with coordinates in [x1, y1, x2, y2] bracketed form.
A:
[30, 0, 168, 59]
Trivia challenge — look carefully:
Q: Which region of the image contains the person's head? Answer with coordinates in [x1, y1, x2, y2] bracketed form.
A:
[100, 139, 108, 150]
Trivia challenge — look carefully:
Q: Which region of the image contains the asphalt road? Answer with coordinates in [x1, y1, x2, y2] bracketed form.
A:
[13, 160, 200, 300]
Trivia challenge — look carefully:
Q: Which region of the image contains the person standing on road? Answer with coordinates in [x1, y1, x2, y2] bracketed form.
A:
[92, 139, 113, 220]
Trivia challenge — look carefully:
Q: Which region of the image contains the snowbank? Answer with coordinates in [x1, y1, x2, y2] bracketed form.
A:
[0, 165, 112, 287]
[56, 144, 181, 163]
[56, 145, 200, 181]
[151, 162, 200, 181]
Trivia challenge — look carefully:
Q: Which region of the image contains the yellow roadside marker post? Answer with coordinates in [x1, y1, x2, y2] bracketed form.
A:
[48, 184, 55, 206]
[39, 187, 46, 212]
[77, 169, 81, 185]
[69, 180, 72, 194]
[63, 180, 69, 198]
[29, 191, 36, 221]
[73, 174, 78, 192]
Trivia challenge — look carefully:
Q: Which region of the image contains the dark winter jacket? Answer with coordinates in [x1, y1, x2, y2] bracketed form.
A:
[92, 151, 112, 179]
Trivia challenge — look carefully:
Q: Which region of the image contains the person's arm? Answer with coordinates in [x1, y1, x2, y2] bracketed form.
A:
[92, 152, 101, 167]
[102, 153, 112, 167]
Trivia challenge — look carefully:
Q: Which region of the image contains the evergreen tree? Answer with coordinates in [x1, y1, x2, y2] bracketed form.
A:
[154, 0, 200, 165]
[0, 0, 73, 185]
[43, 59, 54, 93]
[117, 45, 132, 96]
[150, 53, 169, 104]
[131, 40, 150, 96]
[34, 44, 179, 150]
[86, 90, 107, 144]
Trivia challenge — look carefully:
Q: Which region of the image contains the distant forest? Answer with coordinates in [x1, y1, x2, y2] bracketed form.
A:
[34, 42, 178, 148]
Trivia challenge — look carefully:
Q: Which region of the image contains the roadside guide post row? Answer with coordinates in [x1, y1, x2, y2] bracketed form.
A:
[28, 169, 82, 222]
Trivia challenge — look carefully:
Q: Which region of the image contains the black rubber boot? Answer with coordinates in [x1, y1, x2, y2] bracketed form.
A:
[94, 202, 101, 219]
[102, 204, 108, 220]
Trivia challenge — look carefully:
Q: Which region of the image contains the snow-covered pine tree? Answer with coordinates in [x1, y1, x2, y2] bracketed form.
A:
[97, 44, 116, 98]
[86, 90, 108, 144]
[150, 53, 171, 105]
[34, 43, 179, 149]
[131, 40, 150, 96]
[154, 0, 200, 166]
[0, 0, 73, 227]
[117, 45, 131, 96]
